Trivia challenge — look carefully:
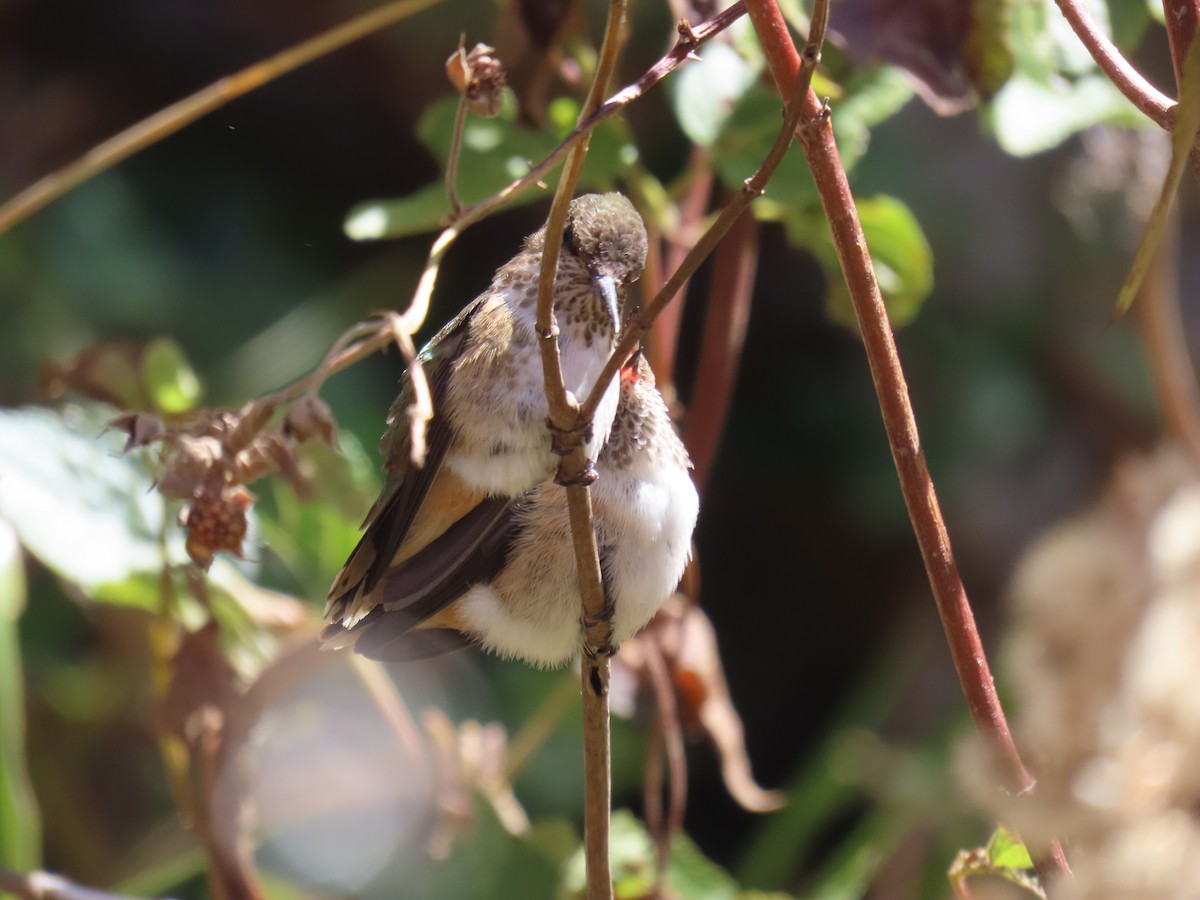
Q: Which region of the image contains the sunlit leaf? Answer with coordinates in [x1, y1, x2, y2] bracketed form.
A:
[986, 825, 1034, 869]
[713, 84, 819, 207]
[989, 70, 1149, 156]
[1114, 32, 1200, 315]
[670, 43, 759, 147]
[0, 404, 175, 601]
[714, 67, 912, 210]
[141, 337, 202, 414]
[790, 195, 933, 330]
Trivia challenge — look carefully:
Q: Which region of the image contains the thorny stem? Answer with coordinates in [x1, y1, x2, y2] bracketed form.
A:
[0, 0, 446, 235]
[1052, 0, 1174, 128]
[740, 0, 1072, 884]
[641, 640, 688, 892]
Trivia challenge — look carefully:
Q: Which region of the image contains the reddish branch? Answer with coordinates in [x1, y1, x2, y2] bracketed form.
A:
[683, 204, 758, 490]
[740, 0, 1072, 882]
[647, 151, 716, 386]
[1052, 0, 1174, 128]
[1162, 0, 1200, 88]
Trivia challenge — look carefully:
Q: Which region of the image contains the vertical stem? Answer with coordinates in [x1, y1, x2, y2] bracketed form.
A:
[648, 153, 715, 383]
[531, 0, 632, 896]
[1135, 213, 1200, 458]
[1163, 0, 1200, 87]
[683, 204, 759, 490]
[740, 0, 1070, 881]
[445, 95, 469, 214]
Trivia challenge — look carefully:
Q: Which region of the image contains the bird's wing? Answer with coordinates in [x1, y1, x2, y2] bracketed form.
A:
[325, 296, 484, 622]
[323, 494, 525, 660]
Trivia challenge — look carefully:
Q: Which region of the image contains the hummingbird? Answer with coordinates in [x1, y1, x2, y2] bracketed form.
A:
[324, 193, 649, 637]
[323, 353, 699, 666]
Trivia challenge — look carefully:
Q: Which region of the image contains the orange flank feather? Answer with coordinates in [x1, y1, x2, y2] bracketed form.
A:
[391, 465, 489, 567]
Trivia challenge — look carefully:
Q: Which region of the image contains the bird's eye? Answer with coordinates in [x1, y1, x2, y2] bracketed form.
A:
[561, 223, 578, 255]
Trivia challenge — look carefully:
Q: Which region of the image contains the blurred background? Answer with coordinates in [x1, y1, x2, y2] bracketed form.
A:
[1, 0, 1197, 896]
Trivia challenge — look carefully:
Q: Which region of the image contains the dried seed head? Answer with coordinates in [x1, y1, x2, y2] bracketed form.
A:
[183, 487, 253, 569]
[446, 41, 508, 117]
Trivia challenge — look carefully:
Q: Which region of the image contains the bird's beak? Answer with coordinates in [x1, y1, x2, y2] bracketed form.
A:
[592, 273, 621, 334]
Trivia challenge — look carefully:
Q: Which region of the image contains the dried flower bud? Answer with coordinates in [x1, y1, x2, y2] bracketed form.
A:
[183, 487, 253, 569]
[446, 41, 508, 117]
[158, 435, 223, 499]
[282, 394, 337, 446]
[108, 412, 165, 452]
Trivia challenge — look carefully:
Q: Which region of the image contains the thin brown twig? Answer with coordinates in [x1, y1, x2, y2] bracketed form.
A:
[531, 0, 634, 895]
[740, 0, 1071, 883]
[0, 0, 445, 235]
[446, 94, 470, 214]
[346, 655, 426, 760]
[641, 639, 688, 894]
[1052, 0, 1174, 129]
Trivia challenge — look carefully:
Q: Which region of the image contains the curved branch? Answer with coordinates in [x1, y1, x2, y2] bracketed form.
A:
[1052, 0, 1174, 128]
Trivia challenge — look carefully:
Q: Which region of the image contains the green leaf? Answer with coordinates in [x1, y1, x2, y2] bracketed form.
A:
[1114, 31, 1200, 315]
[989, 71, 1148, 156]
[832, 68, 915, 171]
[713, 67, 911, 211]
[713, 84, 818, 207]
[670, 43, 759, 147]
[986, 825, 1034, 870]
[790, 195, 933, 331]
[426, 798, 561, 900]
[0, 404, 176, 602]
[256, 435, 378, 600]
[0, 520, 40, 871]
[565, 811, 788, 899]
[963, 0, 1016, 100]
[140, 337, 203, 413]
[345, 95, 638, 241]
